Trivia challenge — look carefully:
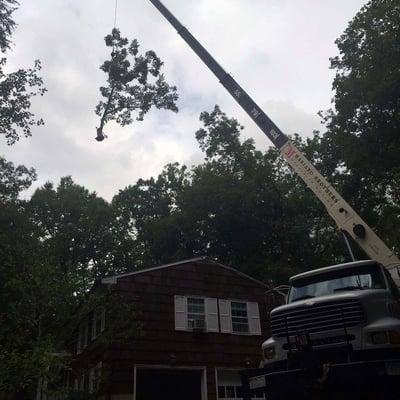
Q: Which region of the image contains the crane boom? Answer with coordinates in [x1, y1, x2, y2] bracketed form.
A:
[148, 0, 400, 283]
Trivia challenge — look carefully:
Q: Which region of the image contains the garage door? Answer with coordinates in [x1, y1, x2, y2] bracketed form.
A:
[136, 368, 202, 400]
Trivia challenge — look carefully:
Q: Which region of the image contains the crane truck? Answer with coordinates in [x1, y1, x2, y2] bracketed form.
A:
[147, 1, 400, 398]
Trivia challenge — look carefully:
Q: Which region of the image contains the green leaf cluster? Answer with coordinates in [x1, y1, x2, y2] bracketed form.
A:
[95, 28, 178, 140]
[0, 0, 46, 145]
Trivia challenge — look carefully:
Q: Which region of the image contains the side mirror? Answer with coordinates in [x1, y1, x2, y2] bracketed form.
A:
[265, 285, 290, 309]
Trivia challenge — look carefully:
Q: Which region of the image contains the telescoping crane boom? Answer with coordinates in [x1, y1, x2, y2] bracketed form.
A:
[148, 0, 400, 285]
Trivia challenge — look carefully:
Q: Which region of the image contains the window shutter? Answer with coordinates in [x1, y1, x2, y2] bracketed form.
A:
[218, 299, 232, 333]
[83, 323, 88, 347]
[174, 295, 187, 330]
[247, 302, 261, 335]
[205, 298, 219, 332]
[91, 315, 96, 339]
[100, 309, 105, 332]
[88, 368, 94, 394]
[77, 330, 82, 354]
[79, 373, 85, 391]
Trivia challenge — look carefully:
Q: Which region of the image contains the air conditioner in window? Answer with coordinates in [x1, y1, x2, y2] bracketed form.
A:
[188, 318, 205, 331]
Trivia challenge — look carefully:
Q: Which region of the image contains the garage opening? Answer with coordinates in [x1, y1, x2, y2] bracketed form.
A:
[136, 368, 203, 400]
[216, 369, 265, 400]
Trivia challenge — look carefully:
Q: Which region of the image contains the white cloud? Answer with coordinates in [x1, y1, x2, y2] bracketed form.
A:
[1, 0, 367, 200]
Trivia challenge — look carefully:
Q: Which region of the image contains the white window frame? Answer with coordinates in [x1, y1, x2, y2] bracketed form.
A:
[92, 308, 105, 340]
[78, 372, 85, 392]
[89, 361, 102, 394]
[230, 301, 250, 334]
[215, 368, 265, 400]
[217, 384, 265, 400]
[77, 321, 89, 353]
[187, 296, 206, 331]
[175, 295, 219, 333]
[218, 300, 261, 336]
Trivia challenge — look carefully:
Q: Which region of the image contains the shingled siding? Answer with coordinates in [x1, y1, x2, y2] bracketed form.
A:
[75, 260, 270, 400]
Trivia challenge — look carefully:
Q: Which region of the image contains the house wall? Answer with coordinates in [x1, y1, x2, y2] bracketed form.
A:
[100, 261, 270, 400]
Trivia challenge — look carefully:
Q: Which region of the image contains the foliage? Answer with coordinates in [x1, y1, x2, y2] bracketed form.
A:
[320, 0, 400, 250]
[113, 106, 349, 283]
[0, 0, 18, 52]
[1, 0, 399, 396]
[0, 0, 46, 144]
[0, 161, 60, 395]
[77, 289, 141, 346]
[0, 156, 36, 202]
[95, 28, 178, 141]
[0, 169, 136, 396]
[322, 0, 400, 178]
[0, 58, 46, 144]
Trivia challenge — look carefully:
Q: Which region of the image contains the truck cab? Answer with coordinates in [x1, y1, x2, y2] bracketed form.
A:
[261, 260, 400, 369]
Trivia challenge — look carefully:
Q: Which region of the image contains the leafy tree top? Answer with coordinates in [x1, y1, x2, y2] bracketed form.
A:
[0, 0, 46, 145]
[0, 0, 18, 52]
[0, 156, 36, 202]
[323, 0, 400, 180]
[95, 28, 178, 141]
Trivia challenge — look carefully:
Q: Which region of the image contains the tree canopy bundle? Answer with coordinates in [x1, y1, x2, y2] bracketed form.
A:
[95, 28, 179, 141]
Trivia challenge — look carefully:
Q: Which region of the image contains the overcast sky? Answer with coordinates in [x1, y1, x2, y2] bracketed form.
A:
[2, 0, 366, 200]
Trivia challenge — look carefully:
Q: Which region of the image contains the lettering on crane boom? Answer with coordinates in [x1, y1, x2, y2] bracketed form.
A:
[283, 144, 339, 207]
[251, 108, 261, 118]
[234, 89, 242, 98]
[269, 129, 280, 141]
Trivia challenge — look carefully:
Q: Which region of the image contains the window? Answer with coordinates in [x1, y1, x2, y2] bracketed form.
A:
[218, 385, 265, 400]
[384, 269, 400, 299]
[174, 296, 219, 332]
[77, 371, 89, 393]
[231, 302, 249, 333]
[288, 263, 386, 303]
[92, 309, 105, 340]
[77, 322, 89, 353]
[218, 384, 264, 399]
[89, 362, 102, 393]
[187, 297, 206, 330]
[175, 296, 260, 334]
[217, 369, 265, 400]
[75, 366, 101, 395]
[219, 300, 261, 335]
[218, 385, 237, 399]
[226, 386, 236, 398]
[78, 309, 105, 353]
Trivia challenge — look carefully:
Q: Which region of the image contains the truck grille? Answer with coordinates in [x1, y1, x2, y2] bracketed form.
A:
[271, 299, 365, 338]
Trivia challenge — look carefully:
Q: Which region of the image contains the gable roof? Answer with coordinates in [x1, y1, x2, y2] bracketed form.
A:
[101, 256, 267, 287]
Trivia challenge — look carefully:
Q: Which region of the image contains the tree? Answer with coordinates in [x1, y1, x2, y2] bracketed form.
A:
[0, 172, 140, 397]
[0, 0, 46, 144]
[322, 0, 400, 179]
[113, 106, 346, 283]
[0, 156, 36, 202]
[0, 159, 58, 396]
[29, 177, 131, 288]
[0, 0, 18, 52]
[320, 0, 400, 252]
[95, 28, 178, 141]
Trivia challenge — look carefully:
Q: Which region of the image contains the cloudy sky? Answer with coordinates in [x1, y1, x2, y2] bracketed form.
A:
[2, 0, 366, 200]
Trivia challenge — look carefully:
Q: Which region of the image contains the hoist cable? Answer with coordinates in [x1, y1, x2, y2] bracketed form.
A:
[113, 0, 118, 29]
[112, 0, 119, 55]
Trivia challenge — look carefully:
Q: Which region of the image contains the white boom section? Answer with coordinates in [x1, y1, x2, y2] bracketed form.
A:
[281, 141, 400, 285]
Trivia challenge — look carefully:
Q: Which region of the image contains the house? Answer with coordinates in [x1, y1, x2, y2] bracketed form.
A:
[71, 257, 272, 400]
